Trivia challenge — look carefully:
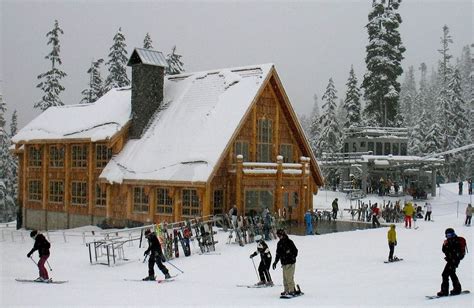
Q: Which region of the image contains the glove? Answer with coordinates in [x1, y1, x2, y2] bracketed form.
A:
[144, 250, 149, 257]
[27, 253, 32, 258]
[161, 255, 166, 263]
[394, 241, 397, 246]
[250, 252, 257, 258]
[272, 262, 277, 270]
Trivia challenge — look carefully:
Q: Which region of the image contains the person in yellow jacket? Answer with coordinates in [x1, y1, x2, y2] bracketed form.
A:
[403, 202, 415, 228]
[387, 224, 397, 262]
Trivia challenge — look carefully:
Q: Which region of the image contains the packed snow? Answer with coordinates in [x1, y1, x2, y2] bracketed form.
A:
[1, 182, 472, 307]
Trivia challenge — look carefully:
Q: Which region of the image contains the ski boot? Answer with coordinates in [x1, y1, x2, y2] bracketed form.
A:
[142, 275, 156, 281]
[255, 281, 265, 286]
[265, 281, 274, 286]
[436, 291, 448, 297]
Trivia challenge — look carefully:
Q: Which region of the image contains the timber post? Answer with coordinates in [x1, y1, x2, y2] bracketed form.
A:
[236, 155, 243, 215]
[276, 155, 283, 214]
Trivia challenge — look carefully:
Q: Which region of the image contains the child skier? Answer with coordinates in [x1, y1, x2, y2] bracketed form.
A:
[27, 230, 51, 282]
[250, 239, 273, 286]
[143, 229, 171, 281]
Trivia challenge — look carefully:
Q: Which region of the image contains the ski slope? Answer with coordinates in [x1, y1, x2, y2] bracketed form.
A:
[1, 182, 472, 307]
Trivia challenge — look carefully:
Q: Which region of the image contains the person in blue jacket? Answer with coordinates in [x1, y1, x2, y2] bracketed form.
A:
[304, 210, 313, 235]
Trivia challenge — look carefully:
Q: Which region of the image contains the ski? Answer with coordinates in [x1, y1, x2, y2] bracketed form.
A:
[237, 283, 280, 288]
[15, 278, 68, 284]
[125, 274, 178, 282]
[426, 290, 470, 300]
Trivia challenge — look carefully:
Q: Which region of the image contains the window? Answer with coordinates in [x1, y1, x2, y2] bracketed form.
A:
[344, 143, 349, 153]
[28, 180, 42, 201]
[280, 144, 293, 163]
[95, 184, 106, 207]
[133, 187, 149, 213]
[368, 142, 374, 153]
[392, 143, 399, 155]
[360, 141, 366, 148]
[182, 189, 200, 216]
[283, 191, 299, 208]
[96, 144, 112, 168]
[213, 190, 224, 215]
[384, 143, 391, 155]
[376, 142, 383, 155]
[234, 141, 249, 161]
[156, 188, 173, 215]
[49, 181, 64, 204]
[49, 146, 64, 168]
[72, 145, 88, 168]
[400, 143, 407, 156]
[257, 119, 272, 162]
[28, 146, 42, 167]
[245, 190, 273, 215]
[71, 181, 87, 206]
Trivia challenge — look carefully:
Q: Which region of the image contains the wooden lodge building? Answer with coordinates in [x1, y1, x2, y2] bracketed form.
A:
[12, 48, 324, 230]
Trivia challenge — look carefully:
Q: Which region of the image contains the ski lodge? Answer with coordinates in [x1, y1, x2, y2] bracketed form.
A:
[12, 48, 324, 230]
[319, 127, 444, 198]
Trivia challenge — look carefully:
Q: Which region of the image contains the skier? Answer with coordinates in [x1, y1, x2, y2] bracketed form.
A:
[465, 204, 472, 226]
[331, 198, 339, 220]
[27, 230, 51, 282]
[249, 239, 273, 286]
[437, 228, 464, 296]
[424, 202, 432, 221]
[304, 210, 313, 235]
[402, 202, 414, 228]
[272, 229, 298, 296]
[371, 204, 381, 228]
[143, 229, 171, 281]
[458, 181, 463, 195]
[387, 224, 397, 262]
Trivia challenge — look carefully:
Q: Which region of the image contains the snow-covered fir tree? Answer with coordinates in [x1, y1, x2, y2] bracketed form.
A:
[457, 45, 472, 107]
[437, 25, 453, 86]
[298, 114, 311, 139]
[7, 110, 18, 200]
[35, 20, 67, 111]
[166, 46, 184, 75]
[399, 66, 418, 129]
[342, 65, 361, 129]
[408, 109, 427, 155]
[315, 78, 341, 158]
[336, 98, 346, 130]
[105, 28, 130, 90]
[143, 33, 154, 49]
[362, 0, 405, 126]
[308, 94, 321, 154]
[80, 59, 105, 104]
[415, 63, 430, 116]
[9, 110, 17, 138]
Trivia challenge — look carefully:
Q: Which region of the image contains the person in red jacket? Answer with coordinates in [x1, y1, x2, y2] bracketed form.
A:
[371, 204, 381, 228]
[27, 230, 51, 282]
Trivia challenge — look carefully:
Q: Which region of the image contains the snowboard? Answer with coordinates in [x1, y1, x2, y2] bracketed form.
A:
[15, 278, 68, 284]
[425, 290, 470, 300]
[384, 258, 403, 263]
[280, 285, 304, 299]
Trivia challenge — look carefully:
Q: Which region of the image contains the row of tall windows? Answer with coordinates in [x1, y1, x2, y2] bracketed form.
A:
[28, 144, 112, 168]
[131, 188, 201, 217]
[27, 180, 106, 207]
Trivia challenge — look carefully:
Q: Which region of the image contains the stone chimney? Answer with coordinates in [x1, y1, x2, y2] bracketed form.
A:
[127, 48, 168, 139]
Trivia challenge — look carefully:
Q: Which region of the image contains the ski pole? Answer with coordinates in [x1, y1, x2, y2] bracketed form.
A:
[251, 257, 259, 280]
[29, 256, 37, 265]
[143, 254, 149, 263]
[46, 260, 53, 271]
[165, 259, 184, 274]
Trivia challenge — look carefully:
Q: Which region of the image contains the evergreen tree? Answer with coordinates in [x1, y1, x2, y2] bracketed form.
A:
[423, 115, 443, 154]
[80, 59, 105, 104]
[166, 46, 184, 75]
[9, 110, 18, 138]
[143, 33, 154, 49]
[362, 0, 405, 126]
[0, 95, 10, 181]
[437, 25, 453, 86]
[308, 94, 321, 154]
[457, 45, 472, 106]
[342, 66, 361, 129]
[299, 114, 311, 139]
[34, 20, 67, 111]
[315, 78, 341, 157]
[7, 110, 18, 199]
[399, 66, 417, 127]
[105, 28, 130, 90]
[415, 62, 429, 116]
[408, 109, 427, 155]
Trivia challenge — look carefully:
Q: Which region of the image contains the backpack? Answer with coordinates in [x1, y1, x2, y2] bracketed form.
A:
[457, 236, 467, 260]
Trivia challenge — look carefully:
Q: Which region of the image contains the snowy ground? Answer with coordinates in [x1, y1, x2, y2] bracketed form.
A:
[0, 183, 472, 308]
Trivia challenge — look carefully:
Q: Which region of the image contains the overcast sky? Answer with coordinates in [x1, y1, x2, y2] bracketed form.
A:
[1, 0, 472, 129]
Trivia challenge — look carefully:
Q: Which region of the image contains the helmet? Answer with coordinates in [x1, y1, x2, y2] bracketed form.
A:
[445, 228, 456, 238]
[276, 229, 285, 237]
[30, 230, 38, 238]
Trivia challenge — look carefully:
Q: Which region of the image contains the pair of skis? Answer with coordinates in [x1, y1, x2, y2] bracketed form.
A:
[15, 278, 67, 284]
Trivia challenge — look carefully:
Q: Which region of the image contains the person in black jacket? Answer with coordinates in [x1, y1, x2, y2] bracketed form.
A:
[437, 228, 462, 296]
[272, 229, 298, 296]
[250, 239, 273, 286]
[27, 230, 51, 282]
[143, 229, 171, 281]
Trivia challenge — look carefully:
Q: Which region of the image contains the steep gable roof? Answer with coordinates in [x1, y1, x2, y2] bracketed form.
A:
[101, 64, 274, 184]
[12, 89, 131, 143]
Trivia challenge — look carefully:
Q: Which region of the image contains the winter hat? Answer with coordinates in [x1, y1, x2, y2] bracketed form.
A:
[445, 228, 456, 238]
[30, 230, 38, 238]
[276, 229, 285, 237]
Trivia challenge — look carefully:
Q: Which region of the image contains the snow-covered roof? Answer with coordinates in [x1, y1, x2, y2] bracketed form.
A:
[12, 89, 131, 143]
[127, 48, 168, 67]
[101, 64, 274, 184]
